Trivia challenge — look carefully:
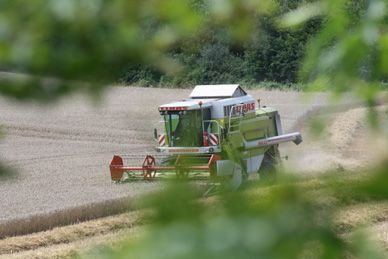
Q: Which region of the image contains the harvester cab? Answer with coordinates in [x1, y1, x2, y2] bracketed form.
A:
[110, 84, 302, 190]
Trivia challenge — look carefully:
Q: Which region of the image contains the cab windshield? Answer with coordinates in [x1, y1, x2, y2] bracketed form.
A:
[164, 110, 204, 147]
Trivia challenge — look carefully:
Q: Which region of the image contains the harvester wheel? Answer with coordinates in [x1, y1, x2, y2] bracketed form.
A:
[142, 155, 157, 180]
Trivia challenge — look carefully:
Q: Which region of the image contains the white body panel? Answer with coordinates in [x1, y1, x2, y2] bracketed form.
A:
[209, 95, 256, 119]
[159, 84, 255, 119]
[190, 84, 244, 98]
[158, 95, 256, 119]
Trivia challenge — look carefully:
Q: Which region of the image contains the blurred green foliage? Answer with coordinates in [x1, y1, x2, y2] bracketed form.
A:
[0, 0, 275, 101]
[93, 162, 388, 258]
[285, 0, 388, 98]
[0, 1, 387, 258]
[0, 162, 16, 180]
[0, 0, 386, 100]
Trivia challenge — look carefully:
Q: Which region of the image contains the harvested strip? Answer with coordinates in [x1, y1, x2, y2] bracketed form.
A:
[0, 197, 143, 238]
[0, 210, 146, 255]
[0, 226, 144, 259]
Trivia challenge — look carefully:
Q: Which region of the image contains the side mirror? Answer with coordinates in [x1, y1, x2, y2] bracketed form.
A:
[153, 128, 158, 140]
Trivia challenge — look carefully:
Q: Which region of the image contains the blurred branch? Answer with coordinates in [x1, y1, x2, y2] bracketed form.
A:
[0, 71, 97, 102]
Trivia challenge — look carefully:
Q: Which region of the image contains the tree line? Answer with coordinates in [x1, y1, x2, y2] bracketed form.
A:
[120, 0, 327, 87]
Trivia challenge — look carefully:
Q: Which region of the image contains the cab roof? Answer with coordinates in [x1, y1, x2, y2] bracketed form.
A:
[190, 84, 246, 99]
[159, 84, 249, 111]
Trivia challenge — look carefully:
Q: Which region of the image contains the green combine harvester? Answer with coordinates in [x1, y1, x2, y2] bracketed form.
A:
[110, 84, 302, 189]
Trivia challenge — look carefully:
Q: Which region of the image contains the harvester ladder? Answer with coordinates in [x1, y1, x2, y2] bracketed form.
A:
[228, 105, 244, 133]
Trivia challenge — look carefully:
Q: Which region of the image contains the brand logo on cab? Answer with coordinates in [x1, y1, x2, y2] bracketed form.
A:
[232, 103, 255, 115]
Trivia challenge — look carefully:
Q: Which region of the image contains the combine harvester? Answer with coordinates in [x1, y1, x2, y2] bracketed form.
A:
[110, 84, 302, 190]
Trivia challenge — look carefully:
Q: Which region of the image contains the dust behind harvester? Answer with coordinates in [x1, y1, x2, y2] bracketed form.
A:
[110, 84, 302, 189]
